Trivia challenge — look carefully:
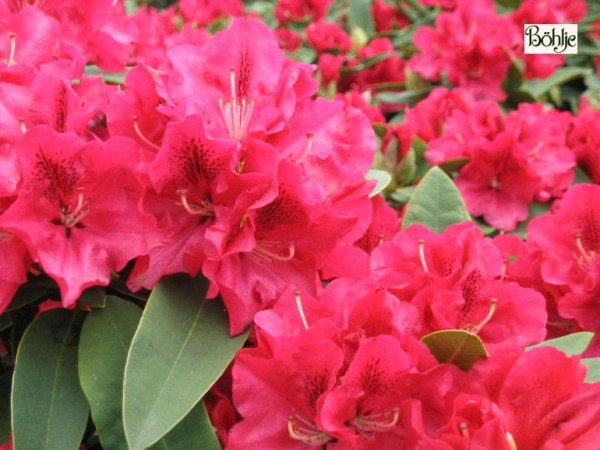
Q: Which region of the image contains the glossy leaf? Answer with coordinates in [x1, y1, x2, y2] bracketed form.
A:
[421, 329, 488, 371]
[582, 357, 600, 383]
[366, 169, 392, 197]
[349, 0, 374, 37]
[520, 67, 591, 100]
[123, 275, 248, 449]
[11, 309, 89, 450]
[0, 373, 10, 445]
[0, 314, 11, 332]
[526, 331, 594, 356]
[78, 296, 142, 450]
[402, 166, 471, 233]
[149, 402, 221, 450]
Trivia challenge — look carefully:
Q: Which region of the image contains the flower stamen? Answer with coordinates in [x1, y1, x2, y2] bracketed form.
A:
[177, 189, 214, 216]
[252, 240, 295, 263]
[6, 32, 16, 66]
[132, 116, 161, 151]
[61, 188, 89, 228]
[354, 408, 400, 432]
[469, 297, 498, 334]
[218, 69, 254, 142]
[418, 239, 429, 273]
[288, 412, 331, 445]
[294, 290, 310, 330]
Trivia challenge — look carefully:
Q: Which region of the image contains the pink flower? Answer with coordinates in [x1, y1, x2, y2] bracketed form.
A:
[306, 21, 352, 54]
[0, 126, 159, 306]
[568, 101, 600, 183]
[409, 1, 519, 100]
[274, 0, 334, 24]
[526, 184, 600, 331]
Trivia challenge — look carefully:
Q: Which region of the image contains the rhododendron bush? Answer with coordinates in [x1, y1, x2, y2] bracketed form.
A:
[2, 0, 600, 448]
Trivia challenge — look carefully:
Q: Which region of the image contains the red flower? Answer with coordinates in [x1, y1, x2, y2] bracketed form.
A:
[409, 1, 519, 100]
[568, 100, 600, 183]
[0, 126, 159, 306]
[306, 21, 352, 54]
[526, 184, 600, 331]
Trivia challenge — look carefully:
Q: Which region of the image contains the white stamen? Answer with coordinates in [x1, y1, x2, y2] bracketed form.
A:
[132, 116, 161, 152]
[418, 239, 429, 273]
[294, 290, 310, 330]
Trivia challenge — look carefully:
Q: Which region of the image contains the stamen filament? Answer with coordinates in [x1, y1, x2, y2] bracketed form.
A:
[576, 234, 594, 261]
[294, 133, 314, 164]
[19, 117, 27, 134]
[6, 32, 16, 66]
[253, 241, 295, 262]
[418, 239, 429, 273]
[471, 298, 498, 334]
[178, 190, 214, 216]
[460, 422, 470, 438]
[218, 69, 254, 141]
[288, 413, 331, 445]
[132, 116, 161, 151]
[294, 290, 310, 330]
[355, 408, 400, 432]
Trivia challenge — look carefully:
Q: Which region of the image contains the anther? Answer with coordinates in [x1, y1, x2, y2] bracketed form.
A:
[418, 239, 429, 273]
[294, 290, 310, 330]
[288, 413, 331, 445]
[132, 116, 161, 151]
[459, 422, 469, 438]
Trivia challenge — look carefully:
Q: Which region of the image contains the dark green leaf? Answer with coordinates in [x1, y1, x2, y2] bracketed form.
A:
[349, 0, 374, 38]
[520, 67, 592, 100]
[79, 286, 106, 309]
[341, 53, 392, 73]
[574, 166, 593, 185]
[123, 275, 248, 450]
[0, 314, 11, 332]
[402, 166, 471, 233]
[421, 329, 488, 371]
[582, 357, 600, 383]
[526, 331, 594, 356]
[375, 87, 433, 105]
[149, 402, 221, 450]
[0, 373, 10, 445]
[11, 309, 89, 450]
[79, 296, 142, 450]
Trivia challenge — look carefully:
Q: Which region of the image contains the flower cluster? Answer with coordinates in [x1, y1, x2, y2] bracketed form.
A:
[1, 1, 600, 449]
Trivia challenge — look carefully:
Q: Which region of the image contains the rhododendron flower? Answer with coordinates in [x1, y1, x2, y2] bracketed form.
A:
[178, 0, 243, 26]
[372, 0, 409, 32]
[409, 1, 519, 100]
[568, 101, 600, 183]
[306, 21, 352, 54]
[475, 347, 600, 449]
[510, 0, 587, 79]
[163, 18, 313, 142]
[0, 126, 159, 306]
[274, 0, 333, 24]
[345, 38, 405, 92]
[371, 222, 547, 349]
[0, 229, 30, 314]
[526, 184, 600, 331]
[318, 53, 345, 85]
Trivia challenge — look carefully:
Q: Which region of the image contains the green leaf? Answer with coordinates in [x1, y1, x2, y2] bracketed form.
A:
[123, 275, 248, 450]
[438, 156, 470, 174]
[520, 67, 592, 100]
[421, 329, 488, 371]
[574, 166, 592, 185]
[389, 186, 416, 204]
[149, 402, 221, 450]
[78, 296, 142, 450]
[582, 357, 600, 383]
[375, 87, 433, 105]
[0, 373, 10, 445]
[0, 314, 12, 332]
[79, 286, 106, 308]
[366, 169, 392, 197]
[11, 309, 89, 450]
[341, 53, 392, 73]
[526, 331, 594, 356]
[349, 0, 374, 38]
[402, 166, 471, 233]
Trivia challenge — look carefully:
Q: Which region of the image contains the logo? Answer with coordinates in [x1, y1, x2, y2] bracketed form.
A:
[524, 24, 578, 54]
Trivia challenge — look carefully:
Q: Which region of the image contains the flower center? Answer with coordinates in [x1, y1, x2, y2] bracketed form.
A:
[60, 187, 90, 228]
[288, 412, 332, 445]
[218, 69, 254, 142]
[250, 239, 295, 263]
